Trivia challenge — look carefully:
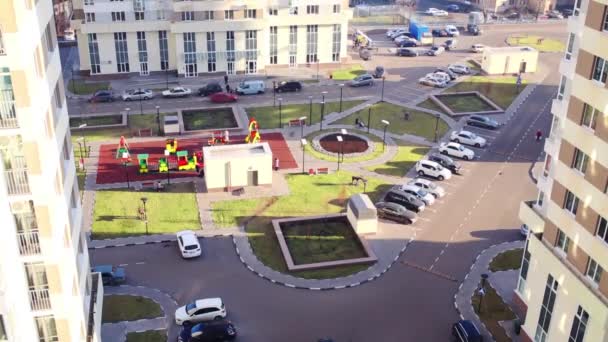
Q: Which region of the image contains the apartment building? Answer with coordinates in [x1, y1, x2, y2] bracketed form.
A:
[71, 0, 352, 77]
[515, 0, 608, 341]
[0, 1, 102, 341]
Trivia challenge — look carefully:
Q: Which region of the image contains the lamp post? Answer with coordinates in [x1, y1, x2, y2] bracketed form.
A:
[381, 76, 386, 102]
[140, 197, 149, 235]
[434, 113, 440, 143]
[125, 107, 131, 128]
[273, 81, 276, 107]
[308, 96, 313, 126]
[381, 120, 390, 151]
[138, 87, 144, 115]
[339, 84, 344, 112]
[76, 138, 84, 171]
[320, 101, 326, 131]
[122, 157, 130, 189]
[478, 273, 489, 313]
[278, 98, 283, 128]
[300, 139, 307, 174]
[164, 149, 171, 185]
[316, 58, 320, 80]
[340, 128, 348, 163]
[155, 105, 161, 136]
[336, 135, 343, 171]
[299, 116, 306, 139]
[165, 67, 169, 90]
[367, 105, 372, 133]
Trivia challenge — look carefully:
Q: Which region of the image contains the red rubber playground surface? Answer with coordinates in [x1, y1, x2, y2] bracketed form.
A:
[95, 132, 297, 185]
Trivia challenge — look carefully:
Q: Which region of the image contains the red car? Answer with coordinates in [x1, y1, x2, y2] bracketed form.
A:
[209, 92, 238, 103]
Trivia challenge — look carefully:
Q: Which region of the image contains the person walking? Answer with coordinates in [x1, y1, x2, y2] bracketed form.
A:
[224, 74, 229, 84]
[225, 83, 231, 93]
[535, 129, 543, 141]
[274, 158, 280, 171]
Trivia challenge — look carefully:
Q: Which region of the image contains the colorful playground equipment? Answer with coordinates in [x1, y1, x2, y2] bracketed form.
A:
[137, 154, 149, 174]
[176, 150, 197, 171]
[208, 130, 230, 146]
[165, 138, 178, 154]
[115, 136, 130, 159]
[158, 157, 169, 172]
[245, 118, 261, 144]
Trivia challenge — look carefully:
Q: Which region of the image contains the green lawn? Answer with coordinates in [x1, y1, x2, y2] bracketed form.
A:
[417, 99, 447, 114]
[182, 108, 238, 131]
[507, 35, 565, 52]
[330, 65, 366, 81]
[435, 94, 495, 113]
[444, 75, 527, 110]
[304, 129, 384, 163]
[471, 283, 517, 342]
[334, 102, 449, 141]
[92, 182, 200, 239]
[67, 80, 110, 95]
[102, 295, 163, 323]
[246, 100, 364, 129]
[366, 144, 429, 177]
[70, 112, 175, 144]
[126, 330, 166, 342]
[70, 115, 122, 128]
[211, 172, 392, 279]
[489, 248, 524, 272]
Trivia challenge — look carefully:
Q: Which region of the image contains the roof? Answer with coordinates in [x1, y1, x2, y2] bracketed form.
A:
[92, 265, 113, 273]
[203, 142, 272, 160]
[195, 298, 223, 309]
[484, 46, 538, 54]
[177, 230, 198, 245]
[348, 194, 377, 219]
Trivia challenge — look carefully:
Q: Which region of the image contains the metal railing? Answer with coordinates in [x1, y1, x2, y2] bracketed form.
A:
[0, 89, 18, 128]
[4, 168, 31, 195]
[17, 230, 41, 256]
[29, 287, 52, 311]
[87, 273, 101, 342]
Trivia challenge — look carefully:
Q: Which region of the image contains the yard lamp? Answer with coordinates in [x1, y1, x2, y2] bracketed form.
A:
[340, 129, 348, 162]
[122, 155, 130, 189]
[278, 98, 283, 128]
[164, 149, 171, 185]
[339, 84, 345, 112]
[140, 197, 149, 235]
[299, 116, 307, 138]
[321, 91, 328, 105]
[273, 81, 277, 107]
[300, 139, 307, 174]
[125, 108, 131, 128]
[78, 123, 88, 158]
[308, 96, 313, 126]
[155, 105, 161, 136]
[320, 101, 326, 131]
[381, 120, 390, 152]
[336, 135, 343, 171]
[76, 137, 85, 171]
[478, 273, 489, 313]
[381, 76, 386, 102]
[367, 104, 372, 133]
[138, 87, 144, 115]
[434, 113, 440, 143]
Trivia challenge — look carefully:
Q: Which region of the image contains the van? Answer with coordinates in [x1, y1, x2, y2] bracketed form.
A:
[236, 80, 265, 95]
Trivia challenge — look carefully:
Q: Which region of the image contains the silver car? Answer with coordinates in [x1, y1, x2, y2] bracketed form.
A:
[122, 89, 154, 101]
[349, 74, 374, 87]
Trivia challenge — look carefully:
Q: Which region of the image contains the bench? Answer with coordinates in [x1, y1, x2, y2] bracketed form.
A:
[288, 119, 304, 127]
[232, 187, 245, 196]
[316, 167, 329, 175]
[138, 181, 163, 192]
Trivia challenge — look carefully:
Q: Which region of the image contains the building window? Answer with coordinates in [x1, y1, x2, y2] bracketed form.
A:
[269, 26, 277, 65]
[536, 190, 544, 207]
[158, 31, 168, 71]
[603, 10, 608, 31]
[87, 33, 100, 74]
[307, 5, 319, 14]
[114, 32, 129, 73]
[245, 9, 257, 19]
[183, 32, 197, 76]
[534, 274, 558, 342]
[135, 11, 144, 20]
[0, 314, 6, 340]
[137, 31, 148, 70]
[85, 12, 95, 23]
[568, 306, 589, 342]
[586, 258, 603, 284]
[245, 30, 257, 73]
[268, 7, 278, 15]
[563, 190, 579, 215]
[571, 148, 588, 174]
[517, 241, 530, 293]
[565, 33, 574, 60]
[574, 0, 582, 15]
[306, 25, 318, 63]
[542, 155, 551, 178]
[549, 115, 560, 138]
[181, 11, 194, 21]
[35, 316, 58, 342]
[332, 24, 341, 62]
[111, 11, 126, 22]
[84, 0, 93, 5]
[591, 56, 608, 84]
[333, 4, 341, 13]
[226, 31, 235, 74]
[289, 6, 298, 15]
[202, 11, 214, 20]
[557, 76, 566, 100]
[581, 104, 598, 130]
[53, 83, 63, 109]
[206, 32, 216, 72]
[156, 10, 166, 20]
[224, 10, 233, 20]
[289, 25, 297, 63]
[555, 229, 570, 254]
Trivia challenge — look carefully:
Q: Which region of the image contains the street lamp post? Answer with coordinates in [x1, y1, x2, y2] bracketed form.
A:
[478, 273, 489, 313]
[278, 98, 283, 128]
[316, 58, 320, 80]
[299, 116, 306, 139]
[434, 113, 440, 143]
[164, 150, 171, 185]
[381, 120, 390, 151]
[308, 96, 313, 126]
[78, 123, 88, 157]
[339, 84, 344, 112]
[381, 76, 386, 102]
[165, 67, 169, 90]
[340, 128, 348, 163]
[122, 158, 130, 189]
[76, 139, 84, 170]
[336, 135, 343, 171]
[320, 101, 326, 131]
[155, 105, 161, 136]
[138, 88, 143, 115]
[273, 81, 276, 107]
[140, 197, 149, 235]
[125, 108, 131, 128]
[367, 105, 372, 133]
[300, 139, 307, 174]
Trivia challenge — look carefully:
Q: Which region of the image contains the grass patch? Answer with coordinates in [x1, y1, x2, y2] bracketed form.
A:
[70, 113, 176, 144]
[489, 248, 523, 272]
[102, 295, 163, 323]
[304, 129, 384, 163]
[211, 172, 392, 279]
[366, 144, 429, 177]
[435, 94, 495, 113]
[182, 108, 238, 131]
[330, 65, 366, 81]
[299, 79, 320, 84]
[246, 100, 364, 129]
[126, 330, 166, 342]
[471, 283, 516, 342]
[417, 99, 447, 114]
[507, 35, 564, 52]
[67, 80, 110, 95]
[92, 182, 200, 239]
[70, 115, 122, 128]
[334, 102, 449, 141]
[444, 75, 527, 110]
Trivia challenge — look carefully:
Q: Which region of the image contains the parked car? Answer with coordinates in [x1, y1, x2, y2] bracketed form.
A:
[470, 44, 486, 53]
[198, 83, 223, 96]
[443, 39, 457, 50]
[209, 92, 238, 103]
[450, 130, 487, 147]
[433, 70, 455, 82]
[547, 10, 564, 19]
[88, 90, 115, 103]
[427, 46, 445, 56]
[396, 48, 418, 57]
[175, 298, 227, 325]
[432, 29, 449, 37]
[92, 265, 125, 286]
[415, 159, 452, 180]
[178, 320, 237, 342]
[419, 76, 448, 88]
[375, 202, 418, 224]
[466, 115, 500, 130]
[445, 25, 460, 36]
[408, 178, 446, 198]
[385, 190, 426, 213]
[448, 63, 470, 74]
[561, 9, 573, 17]
[398, 40, 418, 48]
[386, 28, 407, 38]
[520, 224, 529, 237]
[275, 80, 302, 93]
[398, 184, 435, 205]
[349, 74, 374, 87]
[439, 142, 475, 160]
[425, 7, 439, 15]
[436, 68, 457, 80]
[121, 89, 154, 101]
[393, 32, 414, 41]
[162, 87, 192, 98]
[176, 230, 202, 259]
[372, 66, 385, 78]
[433, 10, 449, 16]
[63, 29, 76, 41]
[359, 48, 372, 61]
[452, 320, 482, 342]
[428, 153, 461, 174]
[236, 80, 265, 95]
[467, 24, 482, 36]
[446, 4, 460, 11]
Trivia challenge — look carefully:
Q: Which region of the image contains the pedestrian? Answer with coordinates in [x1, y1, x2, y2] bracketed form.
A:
[274, 158, 280, 171]
[535, 129, 542, 141]
[225, 84, 231, 93]
[516, 73, 522, 92]
[224, 74, 228, 84]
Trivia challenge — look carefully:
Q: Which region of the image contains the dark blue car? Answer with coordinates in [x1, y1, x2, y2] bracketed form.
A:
[178, 320, 237, 342]
[452, 320, 482, 341]
[91, 265, 126, 286]
[88, 90, 115, 103]
[399, 40, 418, 48]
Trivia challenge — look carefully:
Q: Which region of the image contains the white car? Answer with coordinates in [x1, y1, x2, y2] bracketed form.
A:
[419, 76, 448, 88]
[439, 142, 475, 160]
[433, 10, 449, 16]
[387, 28, 407, 38]
[427, 46, 445, 56]
[121, 89, 154, 101]
[408, 178, 446, 198]
[520, 224, 529, 237]
[416, 159, 452, 180]
[162, 87, 192, 98]
[175, 298, 227, 325]
[448, 63, 470, 74]
[450, 130, 487, 147]
[394, 35, 413, 44]
[471, 44, 486, 53]
[445, 25, 459, 36]
[425, 8, 439, 15]
[431, 72, 451, 83]
[398, 184, 436, 205]
[176, 230, 201, 258]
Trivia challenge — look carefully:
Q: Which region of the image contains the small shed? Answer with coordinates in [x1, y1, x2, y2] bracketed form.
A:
[164, 115, 180, 135]
[346, 194, 378, 235]
[481, 46, 538, 75]
[203, 142, 273, 192]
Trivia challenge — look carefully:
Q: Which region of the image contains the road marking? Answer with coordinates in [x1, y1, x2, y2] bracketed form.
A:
[135, 262, 146, 265]
[119, 263, 128, 267]
[400, 261, 457, 282]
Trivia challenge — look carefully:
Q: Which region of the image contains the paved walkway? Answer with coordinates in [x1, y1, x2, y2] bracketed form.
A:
[102, 285, 179, 342]
[454, 240, 524, 341]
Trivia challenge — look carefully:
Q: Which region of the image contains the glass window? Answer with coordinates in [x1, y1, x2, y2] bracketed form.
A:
[206, 32, 216, 72]
[136, 31, 147, 64]
[603, 10, 608, 31]
[135, 11, 144, 20]
[181, 11, 194, 21]
[269, 26, 277, 64]
[557, 75, 566, 100]
[568, 306, 589, 342]
[332, 24, 341, 62]
[0, 314, 6, 340]
[268, 8, 278, 15]
[203, 11, 214, 20]
[306, 25, 318, 63]
[333, 4, 341, 13]
[517, 240, 531, 293]
[555, 229, 570, 254]
[307, 5, 319, 14]
[571, 148, 588, 174]
[88, 33, 100, 74]
[85, 13, 95, 22]
[158, 31, 168, 71]
[543, 155, 551, 178]
[224, 10, 233, 20]
[563, 190, 579, 215]
[111, 12, 125, 22]
[581, 104, 598, 130]
[597, 216, 608, 243]
[226, 31, 235, 62]
[35, 316, 58, 342]
[574, 0, 582, 15]
[245, 9, 256, 19]
[565, 33, 575, 60]
[114, 32, 129, 73]
[289, 6, 298, 15]
[591, 56, 608, 84]
[534, 275, 558, 342]
[586, 258, 603, 284]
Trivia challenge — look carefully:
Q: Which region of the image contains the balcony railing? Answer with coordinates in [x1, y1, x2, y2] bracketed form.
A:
[87, 273, 103, 342]
[4, 168, 30, 195]
[17, 230, 41, 256]
[29, 287, 52, 311]
[0, 89, 18, 129]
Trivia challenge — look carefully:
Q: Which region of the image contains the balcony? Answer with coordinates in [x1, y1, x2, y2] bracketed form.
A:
[28, 286, 52, 311]
[0, 89, 18, 129]
[0, 29, 5, 55]
[17, 230, 41, 256]
[87, 273, 104, 342]
[4, 168, 31, 195]
[519, 200, 545, 234]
